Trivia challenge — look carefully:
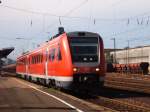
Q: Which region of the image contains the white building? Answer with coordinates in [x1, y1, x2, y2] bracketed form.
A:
[110, 46, 150, 64]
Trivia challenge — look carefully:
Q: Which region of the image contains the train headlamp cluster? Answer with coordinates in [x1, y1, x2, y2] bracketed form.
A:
[96, 68, 100, 71]
[73, 68, 78, 72]
[73, 68, 100, 72]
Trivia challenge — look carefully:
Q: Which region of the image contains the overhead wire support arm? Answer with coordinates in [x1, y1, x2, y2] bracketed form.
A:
[59, 16, 62, 25]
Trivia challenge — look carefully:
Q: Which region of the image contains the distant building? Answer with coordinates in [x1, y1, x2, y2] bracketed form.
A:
[0, 47, 14, 74]
[110, 45, 150, 64]
[104, 48, 122, 63]
[2, 58, 16, 65]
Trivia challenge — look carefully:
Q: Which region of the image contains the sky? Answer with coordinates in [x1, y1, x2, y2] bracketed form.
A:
[0, 0, 150, 59]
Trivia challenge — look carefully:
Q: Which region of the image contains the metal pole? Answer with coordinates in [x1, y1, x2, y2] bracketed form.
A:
[127, 40, 129, 64]
[111, 38, 116, 63]
[0, 59, 1, 75]
[0, 50, 2, 75]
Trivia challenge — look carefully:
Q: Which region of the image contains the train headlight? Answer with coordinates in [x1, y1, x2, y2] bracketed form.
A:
[96, 68, 100, 71]
[73, 68, 77, 72]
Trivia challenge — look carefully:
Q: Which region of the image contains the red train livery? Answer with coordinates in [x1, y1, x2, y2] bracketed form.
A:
[16, 28, 105, 90]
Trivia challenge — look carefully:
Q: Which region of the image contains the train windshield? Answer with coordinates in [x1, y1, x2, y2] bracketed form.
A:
[70, 37, 99, 63]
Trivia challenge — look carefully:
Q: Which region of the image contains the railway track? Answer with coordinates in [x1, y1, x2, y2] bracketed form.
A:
[84, 88, 150, 112]
[88, 95, 150, 112]
[105, 79, 150, 94]
[63, 85, 150, 112]
[105, 73, 150, 94]
[106, 73, 150, 80]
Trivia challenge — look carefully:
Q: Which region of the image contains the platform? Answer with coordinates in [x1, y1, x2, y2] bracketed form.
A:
[0, 75, 112, 112]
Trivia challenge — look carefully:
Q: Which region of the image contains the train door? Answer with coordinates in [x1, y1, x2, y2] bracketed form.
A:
[26, 56, 28, 75]
[45, 48, 49, 83]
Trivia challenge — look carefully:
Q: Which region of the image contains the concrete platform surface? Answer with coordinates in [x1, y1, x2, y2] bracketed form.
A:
[0, 76, 110, 112]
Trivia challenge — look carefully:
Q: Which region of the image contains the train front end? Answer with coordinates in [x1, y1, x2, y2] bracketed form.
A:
[67, 32, 105, 90]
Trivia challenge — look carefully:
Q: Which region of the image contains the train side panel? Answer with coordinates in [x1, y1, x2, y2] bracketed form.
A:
[16, 56, 27, 77]
[28, 49, 45, 78]
[47, 33, 73, 88]
[99, 37, 105, 79]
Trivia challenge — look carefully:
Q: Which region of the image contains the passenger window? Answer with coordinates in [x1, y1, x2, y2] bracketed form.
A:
[49, 49, 55, 61]
[57, 47, 62, 60]
[33, 56, 35, 64]
[32, 57, 34, 64]
[37, 55, 40, 63]
[41, 55, 43, 63]
[38, 55, 40, 63]
[52, 49, 56, 61]
[36, 55, 38, 64]
[49, 52, 51, 61]
[35, 56, 37, 64]
[46, 51, 48, 62]
[33, 57, 35, 64]
[29, 58, 30, 64]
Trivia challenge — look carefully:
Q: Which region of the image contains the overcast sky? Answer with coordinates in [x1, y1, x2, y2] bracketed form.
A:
[0, 0, 150, 59]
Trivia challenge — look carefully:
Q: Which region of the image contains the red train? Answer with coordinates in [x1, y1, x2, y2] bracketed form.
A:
[16, 28, 105, 90]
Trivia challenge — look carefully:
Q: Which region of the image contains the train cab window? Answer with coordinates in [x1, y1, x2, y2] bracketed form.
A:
[57, 47, 62, 60]
[70, 37, 99, 63]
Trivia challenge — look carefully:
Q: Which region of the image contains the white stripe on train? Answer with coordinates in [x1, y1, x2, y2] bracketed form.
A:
[17, 72, 73, 81]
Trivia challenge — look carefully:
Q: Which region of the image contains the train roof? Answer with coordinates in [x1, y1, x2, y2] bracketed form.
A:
[67, 31, 100, 37]
[17, 31, 102, 59]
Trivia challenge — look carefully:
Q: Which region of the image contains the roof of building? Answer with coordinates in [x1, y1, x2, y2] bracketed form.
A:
[0, 47, 14, 58]
[110, 45, 150, 53]
[104, 48, 122, 53]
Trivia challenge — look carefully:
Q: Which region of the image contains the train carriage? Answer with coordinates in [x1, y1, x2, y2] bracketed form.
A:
[16, 28, 105, 90]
